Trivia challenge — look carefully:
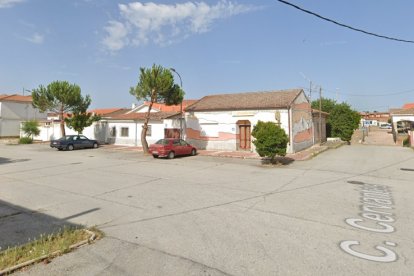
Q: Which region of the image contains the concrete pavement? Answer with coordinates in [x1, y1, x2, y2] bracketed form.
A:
[99, 143, 331, 161]
[0, 143, 413, 275]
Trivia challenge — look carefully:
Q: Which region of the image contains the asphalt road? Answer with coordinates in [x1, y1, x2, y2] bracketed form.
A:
[1, 143, 413, 275]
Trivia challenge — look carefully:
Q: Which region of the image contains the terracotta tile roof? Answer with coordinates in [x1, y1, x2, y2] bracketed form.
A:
[185, 89, 303, 112]
[110, 111, 179, 121]
[89, 108, 125, 116]
[402, 103, 414, 109]
[144, 100, 199, 112]
[392, 108, 414, 115]
[0, 94, 32, 103]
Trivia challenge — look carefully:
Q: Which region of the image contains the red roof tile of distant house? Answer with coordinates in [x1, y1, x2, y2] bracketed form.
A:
[0, 94, 32, 103]
[402, 103, 414, 109]
[185, 89, 303, 112]
[144, 100, 199, 112]
[392, 108, 414, 115]
[89, 108, 125, 116]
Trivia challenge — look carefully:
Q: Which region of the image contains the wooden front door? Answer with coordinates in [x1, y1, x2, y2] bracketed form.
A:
[239, 123, 251, 150]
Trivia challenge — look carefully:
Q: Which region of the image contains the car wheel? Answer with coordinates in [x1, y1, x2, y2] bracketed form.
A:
[67, 144, 74, 151]
[168, 151, 175, 159]
[93, 143, 98, 149]
[191, 149, 196, 156]
[58, 148, 63, 151]
[153, 155, 158, 158]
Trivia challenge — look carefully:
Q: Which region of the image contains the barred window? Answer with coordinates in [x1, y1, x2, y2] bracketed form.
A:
[121, 127, 129, 137]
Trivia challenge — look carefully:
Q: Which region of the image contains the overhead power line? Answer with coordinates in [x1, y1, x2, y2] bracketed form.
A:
[300, 87, 414, 97]
[276, 0, 414, 44]
[324, 88, 414, 97]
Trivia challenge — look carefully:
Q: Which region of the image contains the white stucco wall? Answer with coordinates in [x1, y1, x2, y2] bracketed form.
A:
[392, 115, 414, 123]
[185, 109, 290, 151]
[26, 121, 108, 142]
[30, 118, 179, 147]
[1, 101, 47, 137]
[106, 120, 176, 146]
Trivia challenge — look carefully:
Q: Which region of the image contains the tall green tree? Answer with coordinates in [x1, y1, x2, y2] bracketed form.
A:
[65, 95, 101, 134]
[311, 97, 337, 114]
[32, 81, 88, 137]
[251, 121, 289, 162]
[329, 103, 360, 143]
[130, 64, 184, 153]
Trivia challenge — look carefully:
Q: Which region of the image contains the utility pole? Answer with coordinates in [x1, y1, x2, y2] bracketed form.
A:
[319, 86, 322, 145]
[309, 81, 312, 101]
[170, 68, 183, 139]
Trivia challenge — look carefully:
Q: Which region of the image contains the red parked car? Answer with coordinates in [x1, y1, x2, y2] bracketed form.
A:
[149, 138, 197, 159]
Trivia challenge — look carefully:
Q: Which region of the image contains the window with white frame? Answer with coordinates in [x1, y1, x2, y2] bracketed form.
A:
[121, 127, 129, 137]
[146, 125, 152, 136]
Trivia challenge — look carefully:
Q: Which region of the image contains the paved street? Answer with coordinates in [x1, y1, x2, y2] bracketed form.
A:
[1, 143, 413, 275]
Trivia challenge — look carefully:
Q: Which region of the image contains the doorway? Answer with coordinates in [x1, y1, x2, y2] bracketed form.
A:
[237, 120, 251, 150]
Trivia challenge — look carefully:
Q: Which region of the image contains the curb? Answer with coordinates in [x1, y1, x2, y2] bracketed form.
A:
[0, 229, 96, 276]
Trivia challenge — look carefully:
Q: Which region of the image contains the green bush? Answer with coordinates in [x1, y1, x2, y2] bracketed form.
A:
[403, 137, 410, 147]
[252, 121, 288, 161]
[21, 120, 40, 138]
[19, 137, 33, 144]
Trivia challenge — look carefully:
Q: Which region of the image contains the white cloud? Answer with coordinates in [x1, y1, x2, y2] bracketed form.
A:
[102, 0, 256, 51]
[102, 21, 130, 51]
[0, 0, 25, 8]
[25, 33, 44, 44]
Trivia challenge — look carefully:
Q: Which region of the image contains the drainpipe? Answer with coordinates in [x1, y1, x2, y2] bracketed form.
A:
[288, 107, 293, 153]
[135, 121, 138, 146]
[312, 111, 315, 145]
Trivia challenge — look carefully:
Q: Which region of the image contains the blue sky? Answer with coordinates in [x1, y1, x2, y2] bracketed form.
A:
[1, 0, 413, 111]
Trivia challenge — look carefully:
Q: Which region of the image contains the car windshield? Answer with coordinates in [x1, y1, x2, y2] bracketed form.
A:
[155, 139, 169, 145]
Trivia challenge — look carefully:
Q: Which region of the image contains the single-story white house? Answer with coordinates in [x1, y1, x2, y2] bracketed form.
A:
[29, 90, 326, 154]
[1, 94, 46, 138]
[390, 107, 414, 133]
[102, 100, 197, 146]
[391, 108, 414, 124]
[184, 89, 314, 153]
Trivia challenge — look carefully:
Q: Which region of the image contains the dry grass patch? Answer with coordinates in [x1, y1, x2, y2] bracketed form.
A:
[0, 227, 102, 273]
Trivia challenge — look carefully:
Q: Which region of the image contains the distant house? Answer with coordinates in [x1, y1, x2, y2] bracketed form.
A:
[390, 103, 414, 127]
[185, 89, 314, 153]
[402, 103, 414, 109]
[389, 104, 414, 144]
[360, 111, 391, 126]
[390, 108, 414, 131]
[0, 94, 46, 138]
[104, 101, 197, 146]
[33, 108, 128, 142]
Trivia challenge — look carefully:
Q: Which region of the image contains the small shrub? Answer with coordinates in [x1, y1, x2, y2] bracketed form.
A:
[21, 120, 40, 138]
[252, 121, 288, 161]
[403, 137, 410, 147]
[19, 137, 33, 144]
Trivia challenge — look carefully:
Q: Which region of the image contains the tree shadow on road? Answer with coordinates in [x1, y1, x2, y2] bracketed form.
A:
[0, 199, 99, 250]
[0, 157, 31, 165]
[261, 156, 295, 166]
